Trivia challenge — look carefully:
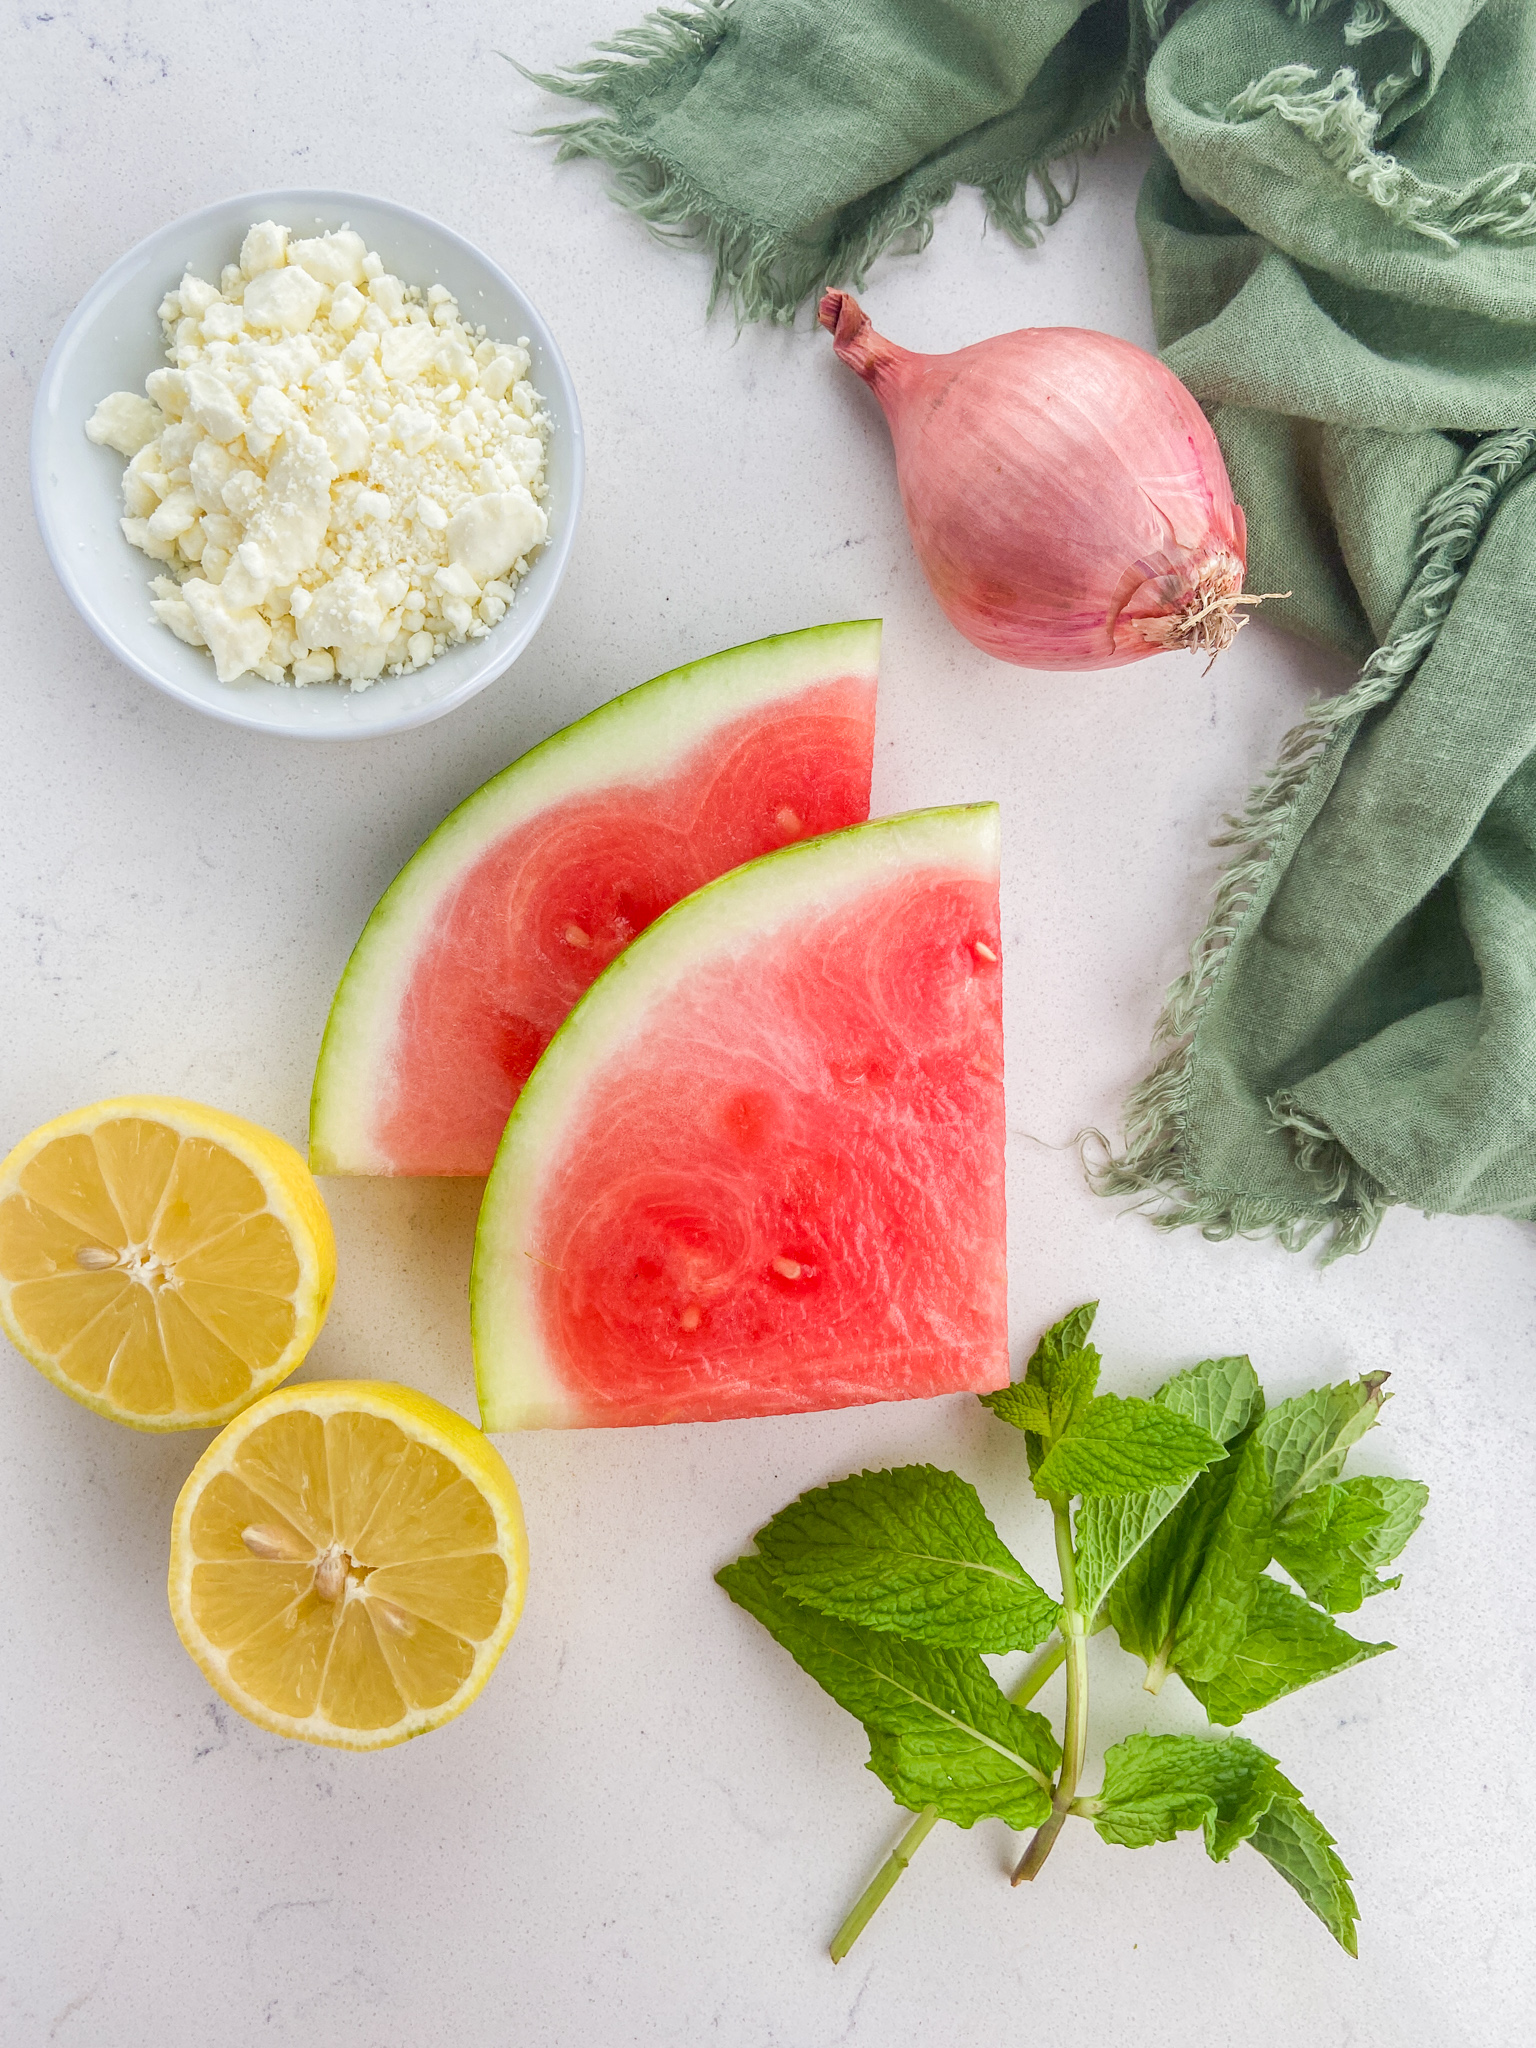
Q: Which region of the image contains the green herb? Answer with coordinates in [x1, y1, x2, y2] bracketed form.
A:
[749, 1463, 1059, 1652]
[718, 1303, 1426, 1960]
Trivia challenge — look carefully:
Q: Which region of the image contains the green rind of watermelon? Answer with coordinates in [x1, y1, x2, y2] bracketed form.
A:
[472, 804, 1007, 1432]
[309, 619, 880, 1177]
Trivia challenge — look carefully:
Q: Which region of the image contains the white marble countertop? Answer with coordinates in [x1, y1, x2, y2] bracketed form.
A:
[3, 5, 1532, 2044]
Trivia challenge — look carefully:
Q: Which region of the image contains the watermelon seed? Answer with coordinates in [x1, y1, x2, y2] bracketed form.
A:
[563, 923, 592, 948]
[973, 940, 997, 962]
[776, 806, 802, 836]
[679, 1305, 701, 1331]
[772, 1256, 803, 1280]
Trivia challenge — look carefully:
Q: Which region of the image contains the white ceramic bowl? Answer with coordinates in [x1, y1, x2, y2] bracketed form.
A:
[31, 189, 584, 739]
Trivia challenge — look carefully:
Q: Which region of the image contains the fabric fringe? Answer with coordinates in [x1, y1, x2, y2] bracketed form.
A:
[1096, 426, 1536, 1256]
[513, 2, 806, 322]
[518, 1, 1169, 322]
[1220, 61, 1536, 247]
[972, 58, 1150, 256]
[1286, 0, 1395, 39]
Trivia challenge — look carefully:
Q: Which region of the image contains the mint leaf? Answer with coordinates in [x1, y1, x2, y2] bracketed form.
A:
[1258, 1374, 1390, 1511]
[978, 1380, 1053, 1435]
[1034, 1299, 1099, 1364]
[982, 1303, 1101, 1477]
[1249, 1783, 1360, 1957]
[1182, 1575, 1392, 1725]
[1170, 1430, 1275, 1681]
[1074, 1480, 1193, 1622]
[718, 1557, 1058, 1829]
[752, 1466, 1058, 1653]
[1091, 1732, 1273, 1851]
[1074, 1356, 1265, 1619]
[1091, 1734, 1359, 1953]
[1033, 1394, 1225, 1501]
[1156, 1354, 1262, 1443]
[1105, 1407, 1264, 1669]
[1272, 1476, 1428, 1613]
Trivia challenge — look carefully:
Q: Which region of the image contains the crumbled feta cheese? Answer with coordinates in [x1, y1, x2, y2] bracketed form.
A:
[144, 368, 189, 419]
[380, 326, 438, 383]
[447, 490, 548, 582]
[240, 221, 288, 276]
[149, 575, 208, 648]
[146, 488, 201, 541]
[85, 392, 163, 458]
[388, 404, 438, 456]
[201, 301, 245, 342]
[328, 282, 366, 332]
[184, 365, 247, 444]
[479, 356, 516, 402]
[120, 515, 179, 563]
[181, 579, 273, 682]
[289, 229, 368, 286]
[176, 273, 221, 319]
[89, 219, 551, 688]
[243, 264, 326, 335]
[314, 402, 370, 474]
[434, 562, 481, 602]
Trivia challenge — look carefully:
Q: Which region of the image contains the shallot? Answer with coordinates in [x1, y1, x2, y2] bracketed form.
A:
[819, 291, 1254, 671]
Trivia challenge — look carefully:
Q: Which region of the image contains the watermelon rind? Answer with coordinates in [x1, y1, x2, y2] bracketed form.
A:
[309, 619, 881, 1175]
[472, 802, 1002, 1431]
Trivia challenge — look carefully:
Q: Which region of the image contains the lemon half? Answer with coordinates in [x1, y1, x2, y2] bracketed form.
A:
[0, 1096, 335, 1430]
[169, 1380, 528, 1749]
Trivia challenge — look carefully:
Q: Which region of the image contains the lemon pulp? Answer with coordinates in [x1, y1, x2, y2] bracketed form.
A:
[0, 1096, 334, 1429]
[169, 1381, 527, 1748]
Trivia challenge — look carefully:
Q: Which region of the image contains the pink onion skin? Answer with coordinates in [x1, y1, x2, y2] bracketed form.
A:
[819, 291, 1249, 671]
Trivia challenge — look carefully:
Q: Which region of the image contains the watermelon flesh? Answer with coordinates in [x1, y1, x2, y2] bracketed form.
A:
[310, 623, 879, 1176]
[473, 807, 1008, 1430]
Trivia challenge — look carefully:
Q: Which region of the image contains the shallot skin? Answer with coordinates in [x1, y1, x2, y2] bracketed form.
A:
[820, 292, 1248, 670]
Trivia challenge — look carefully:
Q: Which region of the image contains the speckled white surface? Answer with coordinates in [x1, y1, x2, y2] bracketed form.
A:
[3, 7, 1533, 2045]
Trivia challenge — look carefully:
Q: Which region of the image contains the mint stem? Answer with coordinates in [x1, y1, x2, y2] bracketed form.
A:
[1011, 1633, 1069, 1707]
[829, 1805, 940, 1963]
[828, 1634, 1068, 1961]
[1014, 1501, 1087, 1884]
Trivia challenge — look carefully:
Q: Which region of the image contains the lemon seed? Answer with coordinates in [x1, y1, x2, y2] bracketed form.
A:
[313, 1546, 349, 1602]
[241, 1523, 308, 1561]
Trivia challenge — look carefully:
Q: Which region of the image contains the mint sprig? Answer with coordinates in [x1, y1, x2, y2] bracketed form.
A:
[718, 1303, 1426, 1960]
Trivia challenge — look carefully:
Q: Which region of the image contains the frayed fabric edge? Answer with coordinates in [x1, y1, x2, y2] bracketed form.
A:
[514, 1, 1157, 322]
[1219, 60, 1536, 249]
[1095, 426, 1536, 1256]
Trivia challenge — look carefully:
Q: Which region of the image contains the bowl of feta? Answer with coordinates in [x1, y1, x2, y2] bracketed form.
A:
[31, 189, 584, 738]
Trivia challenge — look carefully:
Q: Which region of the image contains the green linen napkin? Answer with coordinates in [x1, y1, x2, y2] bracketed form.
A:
[533, 0, 1536, 1254]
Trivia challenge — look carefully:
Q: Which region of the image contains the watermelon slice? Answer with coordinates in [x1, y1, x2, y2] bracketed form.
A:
[472, 805, 1007, 1431]
[310, 621, 880, 1176]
